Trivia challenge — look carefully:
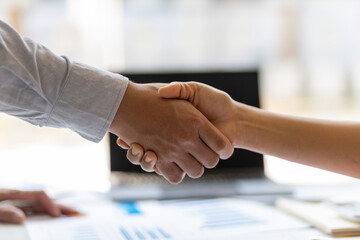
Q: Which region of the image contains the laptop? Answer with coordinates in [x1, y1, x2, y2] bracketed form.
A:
[109, 70, 292, 201]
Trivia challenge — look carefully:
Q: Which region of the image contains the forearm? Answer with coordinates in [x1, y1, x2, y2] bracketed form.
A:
[0, 20, 128, 142]
[236, 103, 360, 178]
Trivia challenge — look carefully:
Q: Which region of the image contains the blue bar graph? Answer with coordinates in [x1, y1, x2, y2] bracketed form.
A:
[160, 199, 263, 229]
[146, 229, 158, 239]
[119, 226, 172, 240]
[71, 225, 101, 240]
[120, 227, 134, 240]
[134, 229, 146, 240]
[157, 227, 171, 239]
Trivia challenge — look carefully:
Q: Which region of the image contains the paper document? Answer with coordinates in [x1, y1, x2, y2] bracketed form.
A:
[26, 197, 308, 240]
[276, 198, 360, 237]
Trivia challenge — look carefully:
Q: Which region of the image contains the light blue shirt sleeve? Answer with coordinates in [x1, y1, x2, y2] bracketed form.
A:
[0, 20, 129, 142]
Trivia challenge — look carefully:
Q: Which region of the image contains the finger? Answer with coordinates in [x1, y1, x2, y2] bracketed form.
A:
[0, 205, 25, 224]
[187, 138, 220, 169]
[2, 190, 61, 217]
[33, 191, 61, 217]
[156, 161, 185, 184]
[126, 144, 145, 165]
[57, 204, 82, 216]
[139, 151, 157, 172]
[116, 138, 130, 149]
[158, 82, 195, 101]
[175, 154, 205, 179]
[198, 118, 234, 160]
[28, 203, 80, 217]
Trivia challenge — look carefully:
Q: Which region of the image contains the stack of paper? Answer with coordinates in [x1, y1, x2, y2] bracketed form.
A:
[276, 198, 360, 237]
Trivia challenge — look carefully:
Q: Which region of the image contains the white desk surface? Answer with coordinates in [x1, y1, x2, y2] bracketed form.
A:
[3, 184, 360, 240]
[0, 205, 336, 240]
[0, 224, 29, 240]
[0, 224, 327, 240]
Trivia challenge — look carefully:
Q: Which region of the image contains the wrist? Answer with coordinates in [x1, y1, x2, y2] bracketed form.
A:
[233, 102, 261, 149]
[109, 82, 166, 139]
[109, 81, 139, 137]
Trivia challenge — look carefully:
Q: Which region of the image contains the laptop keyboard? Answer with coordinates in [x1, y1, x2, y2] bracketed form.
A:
[112, 169, 262, 186]
[109, 170, 293, 201]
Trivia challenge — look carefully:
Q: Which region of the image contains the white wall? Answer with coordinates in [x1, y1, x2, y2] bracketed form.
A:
[1, 0, 360, 189]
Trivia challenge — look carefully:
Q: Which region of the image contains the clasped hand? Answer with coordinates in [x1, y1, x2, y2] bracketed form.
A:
[113, 82, 239, 183]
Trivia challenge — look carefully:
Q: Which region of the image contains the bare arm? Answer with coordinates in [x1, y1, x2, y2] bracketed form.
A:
[234, 103, 360, 178]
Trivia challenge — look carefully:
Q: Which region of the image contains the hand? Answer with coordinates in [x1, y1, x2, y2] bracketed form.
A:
[116, 139, 159, 174]
[0, 189, 79, 224]
[117, 82, 239, 174]
[159, 82, 239, 144]
[109, 82, 233, 184]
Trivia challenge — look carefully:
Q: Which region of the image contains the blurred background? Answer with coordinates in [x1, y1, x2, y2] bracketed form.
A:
[1, 0, 360, 193]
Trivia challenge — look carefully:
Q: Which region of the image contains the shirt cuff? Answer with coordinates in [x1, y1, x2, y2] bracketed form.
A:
[45, 59, 128, 142]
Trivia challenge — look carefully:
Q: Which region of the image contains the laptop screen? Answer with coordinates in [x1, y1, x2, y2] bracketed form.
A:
[109, 70, 263, 175]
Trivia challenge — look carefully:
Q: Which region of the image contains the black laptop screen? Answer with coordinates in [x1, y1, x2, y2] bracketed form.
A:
[110, 71, 263, 173]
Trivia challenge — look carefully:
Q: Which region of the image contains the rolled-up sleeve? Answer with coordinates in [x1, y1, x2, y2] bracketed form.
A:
[0, 20, 128, 142]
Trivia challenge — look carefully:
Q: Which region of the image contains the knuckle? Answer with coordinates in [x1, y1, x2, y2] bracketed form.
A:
[225, 93, 233, 104]
[214, 135, 228, 152]
[182, 109, 203, 127]
[190, 115, 203, 127]
[178, 133, 195, 147]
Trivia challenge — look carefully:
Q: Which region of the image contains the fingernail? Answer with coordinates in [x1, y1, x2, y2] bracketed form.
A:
[131, 147, 140, 156]
[145, 156, 153, 163]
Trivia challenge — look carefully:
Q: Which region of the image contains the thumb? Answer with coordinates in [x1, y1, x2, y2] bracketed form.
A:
[0, 205, 25, 224]
[158, 82, 196, 102]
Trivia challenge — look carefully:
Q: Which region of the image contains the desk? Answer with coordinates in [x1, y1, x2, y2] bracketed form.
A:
[0, 224, 29, 240]
[0, 197, 332, 240]
[2, 185, 360, 240]
[0, 224, 328, 240]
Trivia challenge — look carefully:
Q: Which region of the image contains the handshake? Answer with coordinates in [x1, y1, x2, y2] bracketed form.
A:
[109, 82, 241, 184]
[110, 80, 360, 184]
[2, 82, 356, 225]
